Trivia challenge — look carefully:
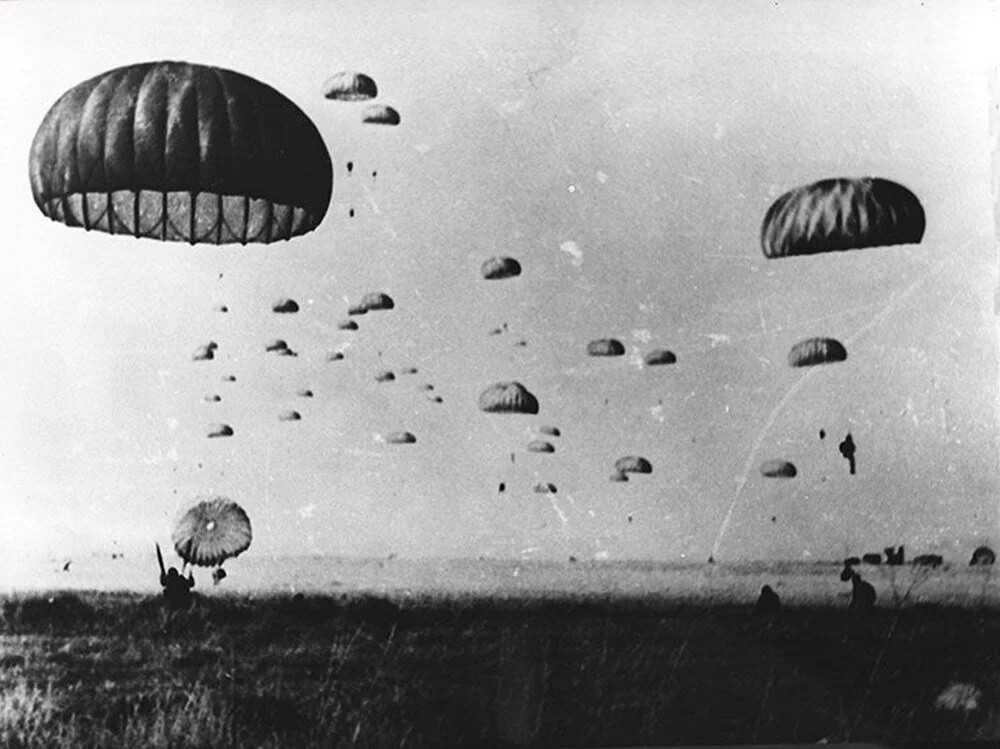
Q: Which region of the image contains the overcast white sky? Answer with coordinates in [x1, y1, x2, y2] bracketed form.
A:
[0, 0, 997, 570]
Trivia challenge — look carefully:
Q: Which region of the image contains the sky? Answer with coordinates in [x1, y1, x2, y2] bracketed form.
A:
[1, 0, 998, 572]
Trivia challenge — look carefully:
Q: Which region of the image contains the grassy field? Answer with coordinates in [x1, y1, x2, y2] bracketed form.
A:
[1, 589, 998, 747]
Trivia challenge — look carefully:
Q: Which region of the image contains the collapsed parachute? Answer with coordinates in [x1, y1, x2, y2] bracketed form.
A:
[761, 178, 925, 258]
[614, 456, 652, 474]
[362, 104, 400, 126]
[588, 339, 625, 357]
[527, 440, 555, 454]
[760, 459, 797, 478]
[29, 62, 332, 244]
[172, 497, 252, 567]
[788, 337, 847, 367]
[322, 71, 378, 101]
[644, 349, 677, 366]
[478, 382, 539, 415]
[481, 256, 522, 280]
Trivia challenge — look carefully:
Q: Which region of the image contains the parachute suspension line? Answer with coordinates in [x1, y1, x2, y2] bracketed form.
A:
[106, 191, 115, 235]
[263, 199, 274, 243]
[161, 192, 168, 241]
[189, 192, 197, 245]
[215, 192, 223, 244]
[241, 195, 250, 245]
[709, 251, 952, 562]
[81, 193, 90, 231]
[133, 189, 141, 238]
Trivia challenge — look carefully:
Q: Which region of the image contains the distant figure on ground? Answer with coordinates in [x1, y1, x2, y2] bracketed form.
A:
[838, 432, 856, 475]
[161, 567, 195, 609]
[839, 563, 856, 582]
[755, 585, 781, 615]
[885, 545, 905, 565]
[848, 571, 876, 610]
[970, 546, 996, 566]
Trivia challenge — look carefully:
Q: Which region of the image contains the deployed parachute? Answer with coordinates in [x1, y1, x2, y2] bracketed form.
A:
[587, 339, 625, 357]
[478, 382, 540, 415]
[327, 351, 345, 361]
[207, 423, 234, 438]
[538, 425, 561, 437]
[429, 395, 443, 403]
[481, 256, 522, 280]
[644, 349, 677, 366]
[265, 339, 290, 353]
[296, 389, 314, 398]
[362, 104, 400, 126]
[761, 177, 925, 259]
[533, 482, 557, 494]
[338, 319, 359, 331]
[272, 298, 300, 314]
[29, 62, 331, 244]
[214, 305, 229, 313]
[375, 370, 395, 383]
[386, 431, 417, 444]
[172, 497, 252, 567]
[278, 410, 301, 422]
[322, 71, 377, 101]
[400, 367, 418, 375]
[193, 342, 217, 361]
[360, 292, 394, 311]
[221, 375, 236, 382]
[760, 459, 797, 478]
[203, 394, 222, 403]
[614, 456, 652, 474]
[527, 440, 555, 454]
[788, 337, 847, 367]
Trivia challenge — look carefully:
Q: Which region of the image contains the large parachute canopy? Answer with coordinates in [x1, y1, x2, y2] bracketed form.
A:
[29, 61, 332, 245]
[760, 459, 797, 478]
[527, 440, 555, 454]
[481, 256, 522, 280]
[478, 381, 540, 415]
[587, 338, 625, 357]
[614, 456, 652, 474]
[788, 337, 847, 368]
[644, 349, 677, 366]
[172, 497, 252, 567]
[360, 291, 394, 311]
[322, 71, 378, 101]
[761, 177, 925, 258]
[361, 104, 400, 126]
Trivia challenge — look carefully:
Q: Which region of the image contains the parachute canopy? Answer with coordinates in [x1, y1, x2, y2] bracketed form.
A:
[375, 370, 395, 383]
[207, 423, 233, 438]
[527, 440, 555, 454]
[322, 71, 377, 101]
[265, 339, 289, 353]
[788, 337, 847, 367]
[297, 389, 314, 398]
[361, 104, 400, 126]
[481, 256, 522, 280]
[644, 349, 677, 366]
[272, 298, 299, 314]
[172, 497, 252, 567]
[761, 177, 925, 259]
[203, 394, 221, 403]
[278, 410, 301, 422]
[386, 431, 417, 444]
[588, 339, 625, 357]
[478, 381, 539, 415]
[538, 425, 561, 437]
[614, 456, 652, 474]
[760, 459, 797, 478]
[338, 319, 359, 331]
[327, 351, 345, 361]
[533, 482, 557, 494]
[193, 342, 217, 361]
[30, 61, 332, 245]
[400, 367, 418, 375]
[360, 292, 394, 311]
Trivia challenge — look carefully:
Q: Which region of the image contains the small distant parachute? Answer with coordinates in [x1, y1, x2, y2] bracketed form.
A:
[533, 482, 557, 494]
[278, 410, 302, 422]
[399, 367, 418, 375]
[207, 423, 234, 438]
[587, 339, 625, 357]
[788, 337, 847, 368]
[193, 342, 218, 361]
[296, 389, 314, 398]
[265, 339, 289, 353]
[614, 456, 652, 474]
[221, 375, 236, 383]
[214, 305, 229, 313]
[429, 395, 443, 403]
[29, 62, 332, 245]
[272, 298, 300, 314]
[970, 546, 996, 566]
[419, 384, 435, 391]
[527, 440, 555, 454]
[481, 256, 522, 280]
[322, 71, 377, 101]
[538, 425, 561, 437]
[362, 104, 400, 126]
[375, 370, 395, 383]
[761, 177, 925, 258]
[386, 431, 417, 444]
[338, 319, 359, 331]
[609, 471, 629, 482]
[478, 382, 540, 415]
[327, 351, 345, 361]
[172, 497, 252, 568]
[360, 292, 394, 311]
[203, 394, 222, 403]
[644, 349, 677, 366]
[760, 459, 797, 478]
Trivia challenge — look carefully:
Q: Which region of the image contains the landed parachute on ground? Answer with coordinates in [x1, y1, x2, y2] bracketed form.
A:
[362, 104, 400, 126]
[644, 349, 677, 366]
[322, 71, 377, 101]
[587, 339, 625, 357]
[172, 497, 252, 567]
[615, 456, 652, 474]
[30, 62, 331, 244]
[760, 459, 797, 478]
[788, 337, 847, 367]
[272, 298, 299, 314]
[761, 177, 925, 259]
[527, 440, 555, 454]
[207, 423, 234, 438]
[386, 431, 417, 444]
[481, 256, 522, 280]
[478, 382, 539, 415]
